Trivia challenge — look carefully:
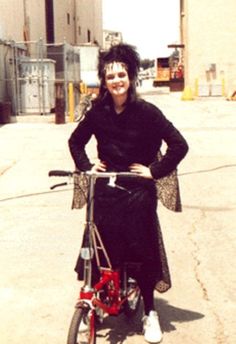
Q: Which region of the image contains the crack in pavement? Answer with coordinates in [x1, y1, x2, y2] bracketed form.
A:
[0, 161, 17, 176]
[189, 211, 228, 344]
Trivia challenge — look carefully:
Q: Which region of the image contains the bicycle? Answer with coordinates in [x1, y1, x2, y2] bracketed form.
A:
[49, 170, 142, 344]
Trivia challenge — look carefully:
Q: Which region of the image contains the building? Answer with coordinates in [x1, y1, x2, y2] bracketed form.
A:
[0, 0, 103, 46]
[0, 0, 103, 116]
[180, 0, 236, 96]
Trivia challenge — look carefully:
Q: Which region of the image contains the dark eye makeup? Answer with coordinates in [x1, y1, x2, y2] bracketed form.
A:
[106, 71, 127, 81]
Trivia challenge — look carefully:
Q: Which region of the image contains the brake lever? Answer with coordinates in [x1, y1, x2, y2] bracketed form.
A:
[107, 176, 131, 193]
[50, 182, 68, 190]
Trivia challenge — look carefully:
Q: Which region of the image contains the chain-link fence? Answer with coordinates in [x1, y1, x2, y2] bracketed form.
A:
[0, 39, 83, 120]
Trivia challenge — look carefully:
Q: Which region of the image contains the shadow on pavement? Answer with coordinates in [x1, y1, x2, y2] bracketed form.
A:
[156, 298, 205, 333]
[95, 298, 204, 343]
[96, 303, 144, 343]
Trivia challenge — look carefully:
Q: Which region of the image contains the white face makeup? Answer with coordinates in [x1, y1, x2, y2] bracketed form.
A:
[104, 62, 130, 99]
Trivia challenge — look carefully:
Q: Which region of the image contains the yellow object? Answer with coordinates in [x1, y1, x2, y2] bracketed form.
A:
[68, 82, 75, 122]
[80, 82, 88, 94]
[181, 86, 194, 101]
[221, 78, 226, 97]
[194, 78, 199, 97]
[80, 82, 85, 94]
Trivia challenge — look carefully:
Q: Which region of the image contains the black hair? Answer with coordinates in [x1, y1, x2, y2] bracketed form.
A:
[97, 43, 141, 103]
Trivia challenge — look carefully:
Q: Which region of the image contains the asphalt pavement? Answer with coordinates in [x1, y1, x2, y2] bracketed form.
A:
[1, 81, 236, 343]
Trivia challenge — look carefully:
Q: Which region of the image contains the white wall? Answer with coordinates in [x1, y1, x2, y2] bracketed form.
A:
[184, 0, 236, 94]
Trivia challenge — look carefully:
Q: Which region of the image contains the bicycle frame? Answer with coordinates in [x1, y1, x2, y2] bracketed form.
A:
[49, 170, 140, 317]
[78, 171, 140, 315]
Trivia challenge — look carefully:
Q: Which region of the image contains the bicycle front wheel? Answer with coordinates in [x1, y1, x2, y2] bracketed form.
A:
[67, 305, 96, 344]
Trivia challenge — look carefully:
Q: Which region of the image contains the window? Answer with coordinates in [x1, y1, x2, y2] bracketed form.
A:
[67, 13, 70, 25]
[87, 29, 91, 42]
[45, 0, 55, 43]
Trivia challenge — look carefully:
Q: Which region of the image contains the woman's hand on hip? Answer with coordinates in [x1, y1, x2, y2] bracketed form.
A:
[129, 163, 153, 179]
[91, 161, 107, 172]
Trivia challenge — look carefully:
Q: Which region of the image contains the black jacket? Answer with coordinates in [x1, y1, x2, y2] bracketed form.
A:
[68, 99, 188, 179]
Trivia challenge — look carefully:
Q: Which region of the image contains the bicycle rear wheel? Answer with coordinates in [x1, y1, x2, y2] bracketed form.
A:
[67, 304, 96, 344]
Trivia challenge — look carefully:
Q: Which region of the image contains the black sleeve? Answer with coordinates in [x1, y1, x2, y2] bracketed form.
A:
[68, 112, 94, 171]
[149, 112, 189, 179]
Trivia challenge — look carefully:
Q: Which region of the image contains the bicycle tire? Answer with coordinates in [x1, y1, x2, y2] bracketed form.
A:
[124, 281, 142, 317]
[67, 305, 96, 344]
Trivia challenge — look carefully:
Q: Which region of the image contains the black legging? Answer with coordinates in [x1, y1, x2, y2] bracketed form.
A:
[131, 264, 157, 315]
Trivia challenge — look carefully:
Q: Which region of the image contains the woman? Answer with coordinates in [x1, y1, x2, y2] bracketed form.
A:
[69, 43, 188, 343]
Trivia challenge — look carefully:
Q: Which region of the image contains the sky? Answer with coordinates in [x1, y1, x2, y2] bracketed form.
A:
[102, 0, 180, 59]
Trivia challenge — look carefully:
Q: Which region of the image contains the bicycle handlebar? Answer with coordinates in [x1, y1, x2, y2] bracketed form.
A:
[84, 171, 138, 178]
[48, 170, 139, 178]
[48, 170, 139, 190]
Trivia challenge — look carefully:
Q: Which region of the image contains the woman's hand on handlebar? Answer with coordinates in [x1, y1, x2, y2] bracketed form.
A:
[129, 163, 153, 179]
[90, 161, 153, 179]
[91, 161, 107, 172]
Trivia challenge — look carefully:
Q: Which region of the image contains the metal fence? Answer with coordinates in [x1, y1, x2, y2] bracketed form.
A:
[0, 39, 81, 117]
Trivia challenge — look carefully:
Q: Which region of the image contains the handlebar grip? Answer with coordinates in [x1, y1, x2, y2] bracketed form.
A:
[48, 170, 72, 177]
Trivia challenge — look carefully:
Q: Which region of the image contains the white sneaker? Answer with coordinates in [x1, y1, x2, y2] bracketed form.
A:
[143, 310, 163, 343]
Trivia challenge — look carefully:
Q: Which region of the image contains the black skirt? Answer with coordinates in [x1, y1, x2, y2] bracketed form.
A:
[75, 176, 171, 293]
